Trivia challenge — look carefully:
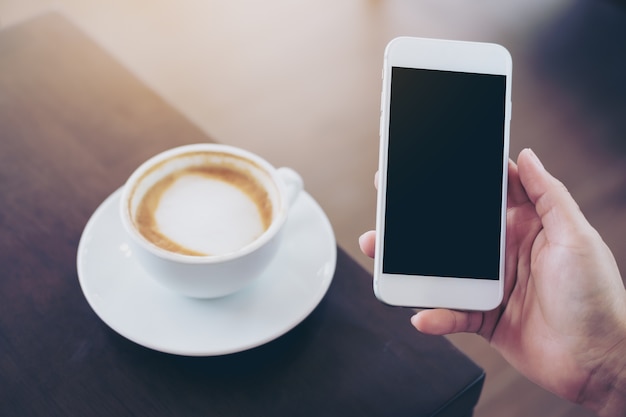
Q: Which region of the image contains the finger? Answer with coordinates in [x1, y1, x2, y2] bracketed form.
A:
[507, 158, 530, 208]
[517, 148, 591, 241]
[411, 309, 484, 335]
[358, 230, 376, 258]
[374, 171, 379, 190]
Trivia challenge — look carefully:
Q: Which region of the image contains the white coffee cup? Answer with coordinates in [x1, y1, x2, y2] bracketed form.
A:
[120, 143, 303, 298]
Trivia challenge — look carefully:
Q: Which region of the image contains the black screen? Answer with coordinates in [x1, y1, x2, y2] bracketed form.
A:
[382, 67, 506, 279]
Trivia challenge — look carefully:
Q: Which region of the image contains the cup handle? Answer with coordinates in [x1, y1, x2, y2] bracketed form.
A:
[277, 167, 303, 208]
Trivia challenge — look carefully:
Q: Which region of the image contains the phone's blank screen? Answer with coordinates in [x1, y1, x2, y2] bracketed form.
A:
[382, 67, 506, 280]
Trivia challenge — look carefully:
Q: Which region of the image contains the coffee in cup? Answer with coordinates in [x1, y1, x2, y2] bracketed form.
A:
[120, 144, 303, 298]
[131, 151, 275, 257]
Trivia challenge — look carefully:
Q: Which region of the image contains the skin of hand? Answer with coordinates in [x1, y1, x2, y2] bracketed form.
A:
[359, 149, 626, 416]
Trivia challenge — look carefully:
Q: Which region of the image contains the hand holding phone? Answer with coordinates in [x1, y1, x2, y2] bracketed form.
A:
[374, 37, 512, 311]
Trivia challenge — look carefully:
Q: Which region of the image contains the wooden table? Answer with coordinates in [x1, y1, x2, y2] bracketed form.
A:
[0, 13, 484, 416]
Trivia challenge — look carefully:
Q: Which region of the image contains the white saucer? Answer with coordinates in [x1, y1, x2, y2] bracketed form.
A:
[77, 188, 336, 356]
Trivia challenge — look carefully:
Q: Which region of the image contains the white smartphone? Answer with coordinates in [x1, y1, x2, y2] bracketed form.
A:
[374, 37, 512, 311]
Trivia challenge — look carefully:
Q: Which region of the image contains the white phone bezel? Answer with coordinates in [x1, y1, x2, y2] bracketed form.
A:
[374, 37, 512, 311]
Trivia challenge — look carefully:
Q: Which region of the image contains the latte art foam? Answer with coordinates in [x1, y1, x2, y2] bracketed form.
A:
[134, 165, 273, 256]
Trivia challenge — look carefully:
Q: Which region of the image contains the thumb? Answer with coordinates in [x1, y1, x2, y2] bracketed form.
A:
[517, 148, 591, 243]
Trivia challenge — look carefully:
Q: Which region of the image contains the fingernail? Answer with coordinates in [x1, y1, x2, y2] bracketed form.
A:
[526, 148, 544, 169]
